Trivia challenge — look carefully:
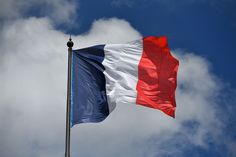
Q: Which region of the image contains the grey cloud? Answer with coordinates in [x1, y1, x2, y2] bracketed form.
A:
[0, 0, 77, 24]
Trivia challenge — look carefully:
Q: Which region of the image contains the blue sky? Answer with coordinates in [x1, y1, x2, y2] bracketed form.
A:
[0, 0, 236, 157]
[70, 0, 236, 88]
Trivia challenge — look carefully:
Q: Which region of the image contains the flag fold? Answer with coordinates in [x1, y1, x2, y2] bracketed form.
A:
[70, 36, 179, 127]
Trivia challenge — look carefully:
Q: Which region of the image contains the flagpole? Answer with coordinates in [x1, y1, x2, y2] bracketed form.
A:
[65, 36, 73, 157]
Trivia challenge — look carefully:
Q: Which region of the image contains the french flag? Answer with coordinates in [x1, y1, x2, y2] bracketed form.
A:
[70, 36, 179, 126]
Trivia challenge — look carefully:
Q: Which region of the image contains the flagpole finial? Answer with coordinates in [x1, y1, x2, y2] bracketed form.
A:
[67, 35, 74, 48]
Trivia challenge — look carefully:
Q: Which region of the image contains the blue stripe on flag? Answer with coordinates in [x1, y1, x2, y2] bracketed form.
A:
[70, 45, 109, 126]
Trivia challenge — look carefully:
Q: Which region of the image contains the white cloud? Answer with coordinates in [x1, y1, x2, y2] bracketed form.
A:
[73, 18, 142, 48]
[0, 0, 77, 24]
[0, 17, 142, 157]
[0, 16, 232, 157]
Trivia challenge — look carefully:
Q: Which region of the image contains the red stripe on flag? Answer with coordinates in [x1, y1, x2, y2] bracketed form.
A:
[136, 36, 179, 117]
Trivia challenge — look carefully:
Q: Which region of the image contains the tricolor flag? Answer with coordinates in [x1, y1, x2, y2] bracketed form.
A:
[70, 36, 179, 127]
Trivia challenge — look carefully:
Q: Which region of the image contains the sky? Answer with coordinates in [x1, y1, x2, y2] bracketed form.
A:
[0, 0, 236, 157]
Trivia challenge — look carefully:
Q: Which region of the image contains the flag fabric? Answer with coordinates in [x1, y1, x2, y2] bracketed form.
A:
[70, 36, 179, 127]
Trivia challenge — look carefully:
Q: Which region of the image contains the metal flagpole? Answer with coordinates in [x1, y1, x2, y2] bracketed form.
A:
[65, 36, 73, 157]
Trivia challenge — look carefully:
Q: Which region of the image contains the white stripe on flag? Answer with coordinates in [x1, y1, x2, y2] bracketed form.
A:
[103, 39, 143, 112]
